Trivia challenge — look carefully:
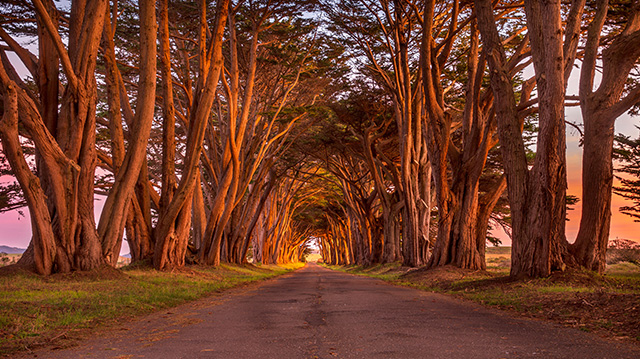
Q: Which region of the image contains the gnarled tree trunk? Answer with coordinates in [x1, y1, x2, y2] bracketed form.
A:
[476, 0, 584, 277]
[1, 0, 109, 274]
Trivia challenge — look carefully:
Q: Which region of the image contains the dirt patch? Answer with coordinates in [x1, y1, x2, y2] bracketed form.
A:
[480, 285, 640, 343]
[545, 268, 611, 287]
[531, 291, 640, 340]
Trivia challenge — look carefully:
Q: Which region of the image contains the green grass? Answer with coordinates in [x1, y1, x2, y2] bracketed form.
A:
[464, 291, 524, 309]
[535, 285, 594, 293]
[0, 263, 303, 354]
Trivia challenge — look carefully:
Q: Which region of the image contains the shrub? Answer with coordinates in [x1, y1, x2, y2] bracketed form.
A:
[608, 238, 640, 250]
[606, 248, 640, 266]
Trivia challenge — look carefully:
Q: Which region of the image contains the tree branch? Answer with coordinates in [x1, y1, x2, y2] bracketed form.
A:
[31, 0, 79, 94]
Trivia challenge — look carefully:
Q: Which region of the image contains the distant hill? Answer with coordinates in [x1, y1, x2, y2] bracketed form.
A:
[0, 246, 26, 254]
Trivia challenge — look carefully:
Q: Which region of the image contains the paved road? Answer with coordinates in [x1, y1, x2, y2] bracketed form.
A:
[19, 263, 640, 358]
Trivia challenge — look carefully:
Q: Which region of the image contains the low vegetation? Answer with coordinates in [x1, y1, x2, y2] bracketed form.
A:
[324, 247, 640, 345]
[0, 263, 303, 355]
[0, 253, 20, 267]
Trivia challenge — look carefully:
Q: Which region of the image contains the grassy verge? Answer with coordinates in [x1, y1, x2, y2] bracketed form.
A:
[0, 262, 303, 355]
[323, 262, 640, 345]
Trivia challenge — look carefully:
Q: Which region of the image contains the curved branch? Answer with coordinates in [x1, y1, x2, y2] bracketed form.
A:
[31, 0, 79, 93]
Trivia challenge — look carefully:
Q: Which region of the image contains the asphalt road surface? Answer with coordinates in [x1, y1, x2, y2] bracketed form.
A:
[19, 263, 640, 358]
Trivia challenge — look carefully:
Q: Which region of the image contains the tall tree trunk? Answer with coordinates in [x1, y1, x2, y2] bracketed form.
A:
[381, 200, 402, 263]
[125, 195, 153, 262]
[476, 0, 578, 277]
[0, 72, 56, 275]
[573, 117, 614, 272]
[513, 0, 569, 277]
[192, 173, 207, 251]
[572, 1, 640, 272]
[423, 0, 493, 270]
[98, 0, 157, 266]
[5, 0, 110, 273]
[154, 0, 230, 269]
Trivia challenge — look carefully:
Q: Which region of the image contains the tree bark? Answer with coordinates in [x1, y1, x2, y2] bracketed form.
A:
[572, 2, 640, 272]
[476, 0, 581, 277]
[0, 71, 56, 275]
[98, 0, 157, 266]
[4, 0, 110, 273]
[154, 0, 230, 269]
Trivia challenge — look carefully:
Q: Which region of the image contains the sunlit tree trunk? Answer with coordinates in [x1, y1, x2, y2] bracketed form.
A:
[359, 121, 404, 264]
[199, 2, 310, 265]
[98, 0, 157, 266]
[1, 0, 109, 274]
[326, 0, 430, 267]
[154, 0, 230, 269]
[98, 2, 157, 264]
